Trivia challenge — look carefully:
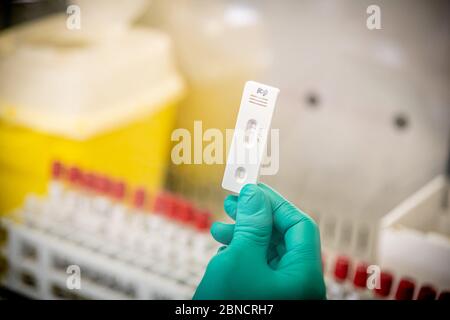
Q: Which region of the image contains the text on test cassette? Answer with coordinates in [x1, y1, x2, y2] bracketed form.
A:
[222, 81, 280, 193]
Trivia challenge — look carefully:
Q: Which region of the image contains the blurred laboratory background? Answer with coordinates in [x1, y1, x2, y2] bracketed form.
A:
[0, 0, 449, 300]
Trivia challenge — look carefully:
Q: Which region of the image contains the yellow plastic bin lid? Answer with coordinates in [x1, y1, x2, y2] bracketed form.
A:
[0, 12, 185, 213]
[0, 13, 184, 139]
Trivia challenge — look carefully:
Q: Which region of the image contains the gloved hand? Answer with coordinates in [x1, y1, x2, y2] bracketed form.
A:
[193, 183, 326, 300]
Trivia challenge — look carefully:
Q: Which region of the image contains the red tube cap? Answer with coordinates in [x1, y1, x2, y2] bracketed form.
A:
[177, 200, 194, 223]
[374, 272, 393, 298]
[395, 278, 415, 300]
[353, 263, 368, 289]
[334, 256, 350, 282]
[111, 181, 126, 200]
[95, 176, 112, 194]
[51, 161, 64, 179]
[68, 166, 82, 185]
[194, 210, 211, 231]
[133, 188, 146, 209]
[83, 173, 97, 190]
[166, 195, 179, 218]
[417, 285, 436, 300]
[153, 192, 168, 214]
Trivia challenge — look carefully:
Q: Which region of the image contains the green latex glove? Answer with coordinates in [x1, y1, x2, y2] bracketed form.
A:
[193, 183, 326, 300]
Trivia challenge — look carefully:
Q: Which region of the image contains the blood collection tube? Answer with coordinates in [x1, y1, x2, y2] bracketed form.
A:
[194, 209, 211, 231]
[110, 180, 126, 201]
[124, 188, 148, 249]
[335, 256, 350, 280]
[166, 194, 179, 219]
[327, 255, 351, 299]
[353, 263, 368, 288]
[68, 166, 82, 186]
[66, 166, 87, 215]
[395, 278, 415, 300]
[153, 192, 169, 214]
[416, 285, 437, 300]
[191, 209, 215, 264]
[25, 162, 67, 227]
[105, 181, 129, 245]
[89, 174, 115, 217]
[373, 271, 393, 299]
[144, 191, 170, 237]
[177, 200, 195, 223]
[133, 187, 147, 209]
[95, 175, 112, 195]
[346, 263, 372, 299]
[83, 172, 98, 192]
[77, 172, 109, 234]
[54, 165, 85, 222]
[48, 160, 65, 198]
[51, 160, 64, 178]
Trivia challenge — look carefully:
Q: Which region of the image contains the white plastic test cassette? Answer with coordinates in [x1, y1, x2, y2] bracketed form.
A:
[222, 81, 279, 193]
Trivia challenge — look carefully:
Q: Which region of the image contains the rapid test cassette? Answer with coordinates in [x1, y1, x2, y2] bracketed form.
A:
[222, 81, 280, 193]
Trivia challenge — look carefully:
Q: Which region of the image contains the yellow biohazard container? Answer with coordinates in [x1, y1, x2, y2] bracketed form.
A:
[0, 14, 184, 214]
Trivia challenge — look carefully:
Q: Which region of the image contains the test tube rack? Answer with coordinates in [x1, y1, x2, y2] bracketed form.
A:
[0, 161, 218, 299]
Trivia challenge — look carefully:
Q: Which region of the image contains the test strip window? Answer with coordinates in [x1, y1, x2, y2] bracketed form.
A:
[222, 81, 279, 193]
